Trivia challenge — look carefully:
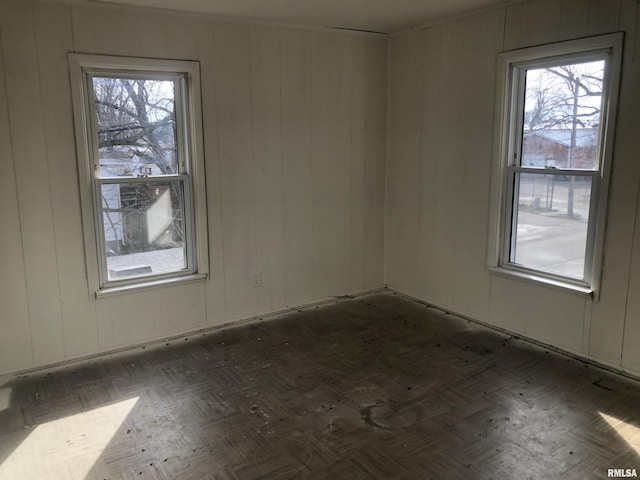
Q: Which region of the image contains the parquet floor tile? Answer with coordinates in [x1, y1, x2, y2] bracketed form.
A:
[1, 292, 639, 479]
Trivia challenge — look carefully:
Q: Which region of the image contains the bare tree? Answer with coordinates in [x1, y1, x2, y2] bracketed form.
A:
[94, 78, 177, 173]
[524, 63, 603, 133]
[522, 61, 604, 217]
[93, 77, 183, 255]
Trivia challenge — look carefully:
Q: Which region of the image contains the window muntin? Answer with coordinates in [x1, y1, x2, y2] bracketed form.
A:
[70, 55, 207, 295]
[493, 34, 623, 292]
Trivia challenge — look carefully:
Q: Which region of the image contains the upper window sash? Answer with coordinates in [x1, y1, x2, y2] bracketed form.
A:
[508, 55, 610, 172]
[85, 72, 190, 180]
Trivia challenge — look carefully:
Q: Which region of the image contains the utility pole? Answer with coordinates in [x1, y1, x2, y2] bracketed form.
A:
[567, 73, 580, 218]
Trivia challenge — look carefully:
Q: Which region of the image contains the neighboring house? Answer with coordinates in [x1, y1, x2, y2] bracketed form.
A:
[522, 128, 599, 169]
[99, 150, 171, 254]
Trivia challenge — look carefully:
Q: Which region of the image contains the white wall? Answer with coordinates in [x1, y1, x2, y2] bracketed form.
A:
[0, 0, 387, 374]
[386, 0, 640, 375]
[3, 0, 639, 379]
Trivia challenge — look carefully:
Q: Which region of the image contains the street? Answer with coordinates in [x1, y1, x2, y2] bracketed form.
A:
[512, 175, 591, 279]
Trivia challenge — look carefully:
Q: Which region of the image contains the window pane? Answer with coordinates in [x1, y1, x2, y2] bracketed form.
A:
[92, 77, 178, 177]
[521, 60, 604, 170]
[101, 180, 187, 281]
[511, 173, 592, 280]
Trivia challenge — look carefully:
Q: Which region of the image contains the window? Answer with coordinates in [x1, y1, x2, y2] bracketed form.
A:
[489, 34, 623, 294]
[69, 55, 208, 296]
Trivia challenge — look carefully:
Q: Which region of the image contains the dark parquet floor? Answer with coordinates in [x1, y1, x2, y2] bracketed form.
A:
[1, 291, 639, 479]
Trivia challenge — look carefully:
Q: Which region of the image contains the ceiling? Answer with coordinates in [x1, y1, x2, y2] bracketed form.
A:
[86, 0, 512, 34]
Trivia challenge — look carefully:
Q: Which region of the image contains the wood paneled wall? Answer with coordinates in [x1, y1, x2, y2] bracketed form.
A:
[0, 1, 387, 374]
[386, 0, 640, 375]
[2, 0, 638, 378]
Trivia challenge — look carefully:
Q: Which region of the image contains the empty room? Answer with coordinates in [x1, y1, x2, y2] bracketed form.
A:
[1, 0, 640, 478]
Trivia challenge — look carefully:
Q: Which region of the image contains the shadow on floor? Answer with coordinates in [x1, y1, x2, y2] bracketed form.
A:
[0, 292, 639, 479]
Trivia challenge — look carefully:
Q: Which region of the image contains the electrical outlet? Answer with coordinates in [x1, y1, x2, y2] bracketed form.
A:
[251, 271, 262, 288]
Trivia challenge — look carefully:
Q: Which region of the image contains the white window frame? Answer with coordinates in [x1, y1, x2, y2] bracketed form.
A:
[488, 34, 623, 297]
[69, 54, 208, 298]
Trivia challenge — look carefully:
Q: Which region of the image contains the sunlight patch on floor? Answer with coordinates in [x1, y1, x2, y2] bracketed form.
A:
[0, 397, 138, 480]
[600, 412, 640, 456]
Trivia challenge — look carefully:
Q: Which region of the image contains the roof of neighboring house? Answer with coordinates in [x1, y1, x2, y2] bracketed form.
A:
[524, 128, 599, 148]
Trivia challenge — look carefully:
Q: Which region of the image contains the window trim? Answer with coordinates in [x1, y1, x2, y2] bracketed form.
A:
[488, 34, 624, 298]
[69, 54, 208, 298]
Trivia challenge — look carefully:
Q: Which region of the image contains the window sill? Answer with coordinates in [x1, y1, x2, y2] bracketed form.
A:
[488, 267, 593, 298]
[95, 273, 207, 299]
